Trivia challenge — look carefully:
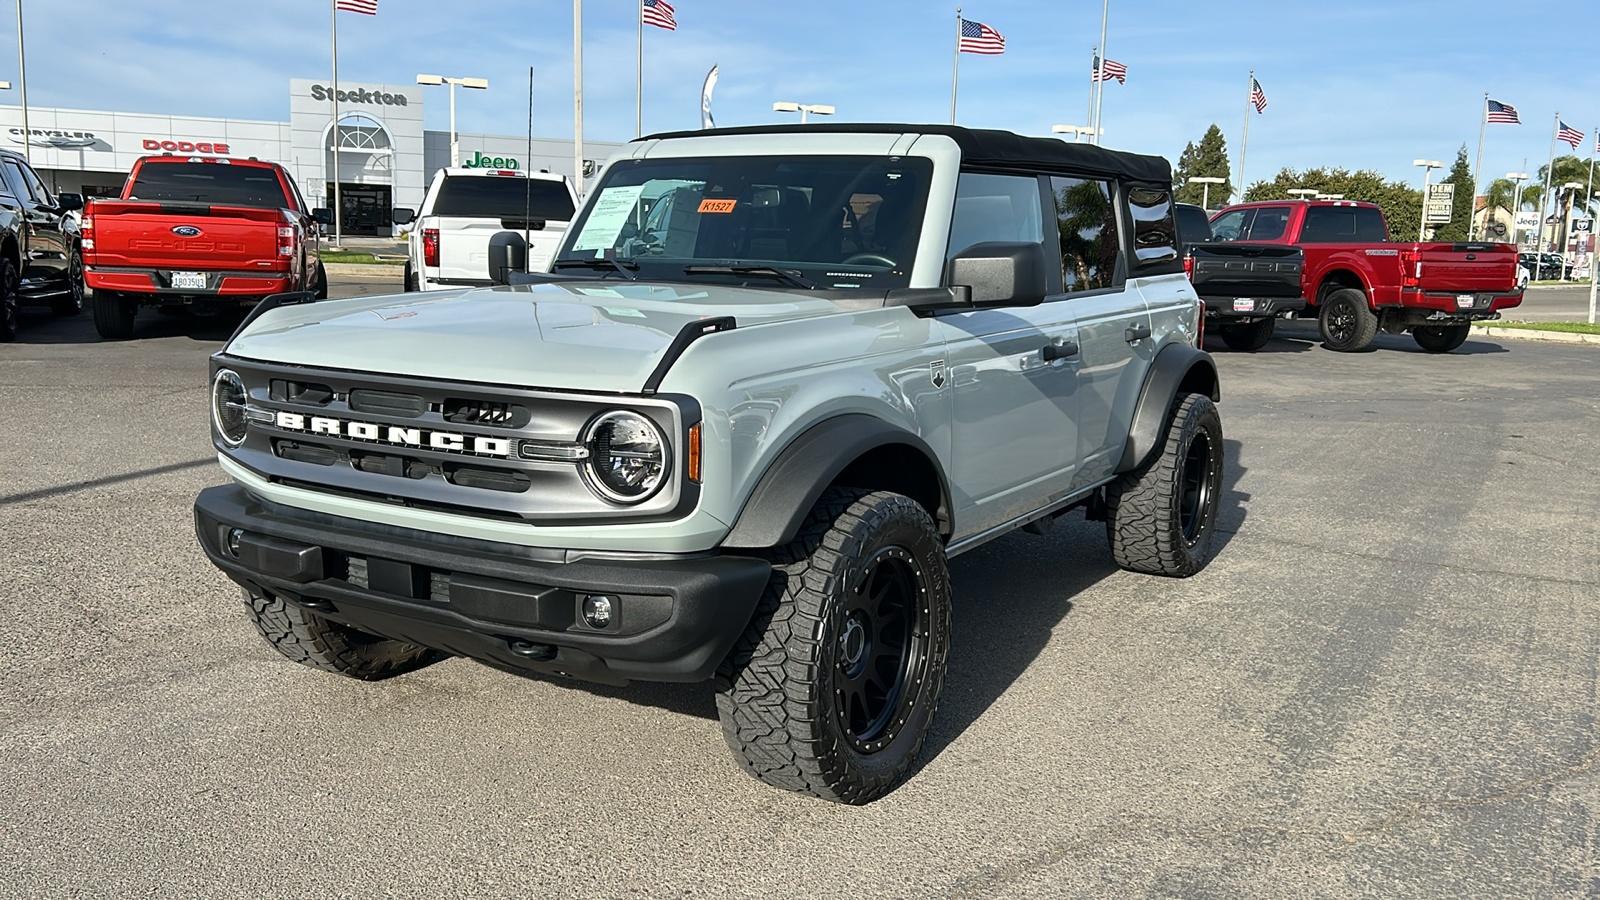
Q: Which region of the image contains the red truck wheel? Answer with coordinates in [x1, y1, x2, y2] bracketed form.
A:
[1413, 324, 1470, 353]
[92, 290, 138, 341]
[1318, 288, 1378, 352]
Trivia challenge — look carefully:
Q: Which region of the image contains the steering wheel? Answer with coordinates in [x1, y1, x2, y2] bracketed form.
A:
[841, 253, 897, 267]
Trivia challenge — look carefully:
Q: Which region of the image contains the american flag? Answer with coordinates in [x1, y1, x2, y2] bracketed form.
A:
[1557, 120, 1583, 149]
[1092, 56, 1127, 84]
[1485, 99, 1520, 124]
[334, 0, 376, 13]
[1250, 77, 1267, 113]
[642, 0, 676, 31]
[959, 19, 1005, 55]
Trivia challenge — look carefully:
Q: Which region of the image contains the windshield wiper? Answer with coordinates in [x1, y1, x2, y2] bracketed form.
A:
[682, 265, 814, 289]
[552, 257, 639, 280]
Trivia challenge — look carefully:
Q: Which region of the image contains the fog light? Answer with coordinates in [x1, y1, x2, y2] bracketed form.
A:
[226, 528, 244, 557]
[582, 595, 614, 629]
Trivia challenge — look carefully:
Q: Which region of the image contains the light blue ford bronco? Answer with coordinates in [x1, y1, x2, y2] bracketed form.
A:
[196, 124, 1223, 804]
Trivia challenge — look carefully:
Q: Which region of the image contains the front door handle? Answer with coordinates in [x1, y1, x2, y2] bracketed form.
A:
[1041, 341, 1079, 362]
[1125, 323, 1152, 343]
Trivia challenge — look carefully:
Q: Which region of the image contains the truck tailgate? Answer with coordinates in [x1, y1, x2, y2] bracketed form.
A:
[1417, 243, 1518, 293]
[88, 201, 285, 270]
[1189, 243, 1304, 298]
[433, 215, 570, 283]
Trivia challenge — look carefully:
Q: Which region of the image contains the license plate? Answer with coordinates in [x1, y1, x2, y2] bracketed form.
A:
[1232, 299, 1256, 312]
[171, 271, 206, 290]
[1456, 294, 1476, 309]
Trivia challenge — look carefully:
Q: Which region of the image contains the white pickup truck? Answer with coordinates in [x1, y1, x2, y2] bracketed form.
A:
[393, 168, 577, 291]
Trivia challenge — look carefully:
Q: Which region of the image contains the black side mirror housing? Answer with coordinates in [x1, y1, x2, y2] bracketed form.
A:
[311, 207, 335, 225]
[488, 231, 528, 285]
[57, 193, 84, 212]
[945, 241, 1050, 308]
[390, 207, 415, 226]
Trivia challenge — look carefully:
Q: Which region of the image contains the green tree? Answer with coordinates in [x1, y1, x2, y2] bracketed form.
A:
[1434, 145, 1473, 242]
[1172, 124, 1233, 210]
[1532, 155, 1598, 249]
[1244, 167, 1421, 241]
[1483, 178, 1517, 213]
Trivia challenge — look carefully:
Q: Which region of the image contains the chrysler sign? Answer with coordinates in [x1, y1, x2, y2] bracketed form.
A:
[8, 128, 96, 148]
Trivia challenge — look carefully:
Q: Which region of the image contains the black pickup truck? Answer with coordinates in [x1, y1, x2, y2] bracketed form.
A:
[1176, 202, 1304, 352]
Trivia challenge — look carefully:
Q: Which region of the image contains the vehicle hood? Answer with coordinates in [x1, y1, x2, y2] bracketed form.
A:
[225, 281, 866, 393]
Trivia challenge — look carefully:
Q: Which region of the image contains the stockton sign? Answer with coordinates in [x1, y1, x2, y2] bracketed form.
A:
[309, 84, 409, 106]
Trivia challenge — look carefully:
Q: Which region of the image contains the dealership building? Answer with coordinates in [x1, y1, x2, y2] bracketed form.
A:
[0, 78, 621, 235]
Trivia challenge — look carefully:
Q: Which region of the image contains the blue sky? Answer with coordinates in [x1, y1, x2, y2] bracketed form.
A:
[10, 0, 1596, 195]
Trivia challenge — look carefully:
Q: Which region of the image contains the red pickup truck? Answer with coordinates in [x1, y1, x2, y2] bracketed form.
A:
[82, 156, 330, 339]
[1209, 199, 1522, 353]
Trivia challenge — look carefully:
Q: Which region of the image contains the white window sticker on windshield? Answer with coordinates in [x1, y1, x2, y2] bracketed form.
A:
[572, 184, 646, 252]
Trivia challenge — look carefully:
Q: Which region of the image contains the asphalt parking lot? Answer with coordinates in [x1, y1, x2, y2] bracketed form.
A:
[2, 279, 1598, 898]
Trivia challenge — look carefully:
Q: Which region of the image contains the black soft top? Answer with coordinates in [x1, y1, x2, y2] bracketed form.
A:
[639, 123, 1172, 185]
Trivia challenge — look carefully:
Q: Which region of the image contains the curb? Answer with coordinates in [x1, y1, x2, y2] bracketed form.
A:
[1471, 325, 1600, 345]
[325, 263, 404, 277]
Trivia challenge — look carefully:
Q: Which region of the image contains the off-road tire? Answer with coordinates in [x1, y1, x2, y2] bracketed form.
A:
[241, 589, 438, 680]
[715, 488, 952, 804]
[50, 248, 85, 316]
[1318, 288, 1378, 352]
[92, 289, 137, 340]
[0, 256, 17, 342]
[1106, 393, 1224, 578]
[1218, 318, 1274, 352]
[1412, 324, 1470, 353]
[313, 262, 329, 300]
[404, 262, 417, 292]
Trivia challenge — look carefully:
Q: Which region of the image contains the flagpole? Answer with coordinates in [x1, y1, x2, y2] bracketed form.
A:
[574, 0, 584, 200]
[1087, 46, 1097, 129]
[525, 66, 535, 250]
[1091, 0, 1109, 144]
[1471, 93, 1487, 240]
[1540, 112, 1558, 254]
[635, 0, 643, 138]
[1237, 70, 1252, 204]
[330, 0, 342, 248]
[950, 8, 961, 125]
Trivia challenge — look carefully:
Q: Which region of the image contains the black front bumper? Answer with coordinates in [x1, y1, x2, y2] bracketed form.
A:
[1201, 295, 1307, 318]
[194, 485, 771, 685]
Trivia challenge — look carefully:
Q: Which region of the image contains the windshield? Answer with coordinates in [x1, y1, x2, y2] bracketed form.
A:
[128, 162, 288, 208]
[557, 155, 933, 290]
[433, 175, 575, 221]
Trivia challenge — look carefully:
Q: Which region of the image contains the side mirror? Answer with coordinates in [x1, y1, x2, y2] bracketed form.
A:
[488, 231, 528, 285]
[945, 241, 1050, 307]
[57, 192, 84, 212]
[390, 207, 415, 226]
[311, 207, 335, 225]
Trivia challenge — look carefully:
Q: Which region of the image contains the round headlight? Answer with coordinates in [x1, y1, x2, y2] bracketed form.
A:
[582, 410, 668, 503]
[211, 369, 249, 447]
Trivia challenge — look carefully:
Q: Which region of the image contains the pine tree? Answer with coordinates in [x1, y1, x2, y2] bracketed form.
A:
[1433, 145, 1473, 242]
[1173, 125, 1233, 210]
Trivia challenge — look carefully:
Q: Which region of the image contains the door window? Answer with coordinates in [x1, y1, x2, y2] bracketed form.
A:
[1247, 206, 1291, 240]
[17, 163, 52, 207]
[1209, 208, 1252, 242]
[946, 172, 1045, 259]
[1, 160, 37, 204]
[1049, 175, 1119, 292]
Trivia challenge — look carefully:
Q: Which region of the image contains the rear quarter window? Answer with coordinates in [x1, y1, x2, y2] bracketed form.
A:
[1301, 206, 1389, 243]
[1128, 187, 1178, 266]
[433, 176, 576, 221]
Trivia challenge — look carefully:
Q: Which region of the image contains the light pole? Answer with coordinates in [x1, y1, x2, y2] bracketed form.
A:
[1186, 176, 1226, 211]
[1051, 124, 1101, 144]
[773, 101, 834, 124]
[1560, 181, 1584, 280]
[1413, 159, 1443, 241]
[417, 74, 489, 168]
[15, 0, 27, 163]
[1506, 172, 1529, 246]
[1287, 188, 1319, 202]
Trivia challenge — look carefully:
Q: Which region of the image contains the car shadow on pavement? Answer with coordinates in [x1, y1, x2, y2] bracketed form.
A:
[1204, 330, 1315, 354]
[913, 437, 1249, 770]
[13, 308, 242, 345]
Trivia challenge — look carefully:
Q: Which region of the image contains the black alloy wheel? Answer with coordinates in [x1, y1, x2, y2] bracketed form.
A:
[1412, 324, 1471, 353]
[51, 249, 86, 316]
[1318, 288, 1378, 352]
[832, 546, 930, 754]
[1178, 428, 1217, 545]
[0, 255, 19, 341]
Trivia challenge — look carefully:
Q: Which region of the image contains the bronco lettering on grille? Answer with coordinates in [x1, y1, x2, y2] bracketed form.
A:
[273, 411, 512, 457]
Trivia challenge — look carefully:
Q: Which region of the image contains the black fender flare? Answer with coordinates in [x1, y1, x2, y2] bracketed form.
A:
[1116, 342, 1220, 474]
[721, 414, 950, 549]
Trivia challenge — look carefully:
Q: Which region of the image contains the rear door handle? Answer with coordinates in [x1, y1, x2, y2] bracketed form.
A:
[1125, 324, 1152, 343]
[1041, 341, 1079, 362]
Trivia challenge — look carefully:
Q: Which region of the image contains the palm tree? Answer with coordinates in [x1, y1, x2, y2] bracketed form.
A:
[1483, 178, 1516, 212]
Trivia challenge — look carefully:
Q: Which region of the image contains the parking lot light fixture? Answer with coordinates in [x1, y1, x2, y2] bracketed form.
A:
[1186, 175, 1225, 211]
[1414, 159, 1445, 241]
[418, 74, 489, 167]
[773, 101, 833, 124]
[1051, 124, 1101, 144]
